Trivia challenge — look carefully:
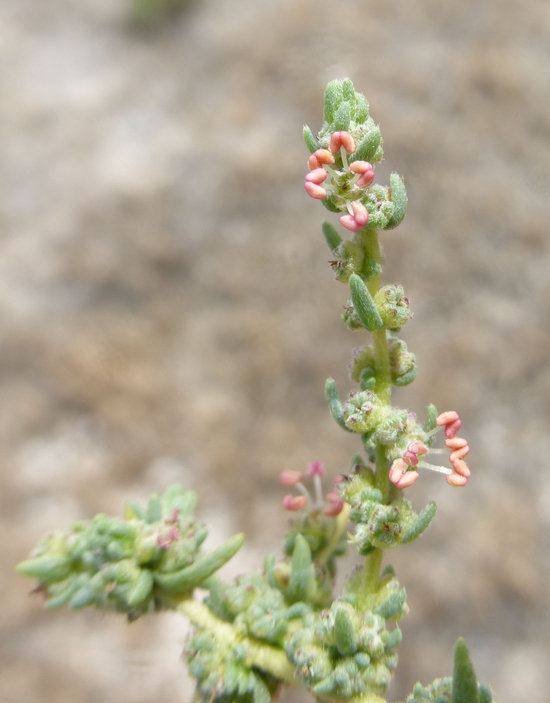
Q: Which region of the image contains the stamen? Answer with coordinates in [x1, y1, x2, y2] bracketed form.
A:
[305, 168, 328, 185]
[446, 473, 468, 487]
[417, 460, 452, 475]
[279, 469, 303, 487]
[282, 495, 308, 511]
[304, 181, 327, 199]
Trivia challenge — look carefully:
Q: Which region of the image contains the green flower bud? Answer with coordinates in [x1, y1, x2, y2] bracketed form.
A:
[387, 337, 417, 386]
[343, 390, 377, 433]
[331, 241, 365, 283]
[286, 600, 401, 698]
[374, 285, 412, 330]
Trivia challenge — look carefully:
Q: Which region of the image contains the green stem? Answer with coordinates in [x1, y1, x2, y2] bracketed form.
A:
[316, 503, 350, 566]
[357, 229, 395, 604]
[177, 598, 296, 683]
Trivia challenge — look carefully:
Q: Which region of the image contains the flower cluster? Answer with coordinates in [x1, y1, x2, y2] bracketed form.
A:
[16, 486, 243, 619]
[389, 411, 471, 489]
[304, 131, 374, 233]
[280, 461, 344, 516]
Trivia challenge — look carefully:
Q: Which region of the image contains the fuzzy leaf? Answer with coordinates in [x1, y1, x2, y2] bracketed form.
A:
[287, 534, 312, 603]
[325, 377, 353, 432]
[349, 274, 384, 330]
[154, 533, 244, 593]
[452, 638, 479, 703]
[352, 127, 381, 163]
[385, 172, 407, 229]
[322, 221, 343, 250]
[303, 124, 319, 154]
[334, 607, 358, 656]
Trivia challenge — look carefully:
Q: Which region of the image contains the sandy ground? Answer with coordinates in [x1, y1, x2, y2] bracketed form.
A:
[2, 1, 550, 701]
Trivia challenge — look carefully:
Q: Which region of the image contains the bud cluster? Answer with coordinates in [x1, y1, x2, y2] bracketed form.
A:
[303, 78, 407, 233]
[286, 599, 402, 697]
[16, 486, 243, 619]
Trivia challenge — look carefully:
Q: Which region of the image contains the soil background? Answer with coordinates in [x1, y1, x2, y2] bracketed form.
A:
[2, 1, 550, 702]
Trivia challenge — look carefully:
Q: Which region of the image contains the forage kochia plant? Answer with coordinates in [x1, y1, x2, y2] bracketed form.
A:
[17, 79, 492, 703]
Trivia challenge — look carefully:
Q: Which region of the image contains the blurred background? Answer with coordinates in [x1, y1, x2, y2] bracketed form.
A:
[2, 0, 549, 701]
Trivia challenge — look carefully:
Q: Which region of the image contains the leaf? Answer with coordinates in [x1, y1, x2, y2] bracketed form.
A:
[154, 533, 244, 593]
[452, 638, 479, 703]
[349, 274, 384, 331]
[286, 534, 312, 603]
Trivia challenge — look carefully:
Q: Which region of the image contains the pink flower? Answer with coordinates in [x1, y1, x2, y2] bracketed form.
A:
[340, 201, 369, 232]
[324, 489, 344, 516]
[308, 461, 324, 477]
[389, 458, 419, 489]
[308, 148, 335, 170]
[350, 160, 375, 187]
[282, 494, 308, 511]
[329, 131, 356, 154]
[403, 440, 428, 466]
[279, 469, 303, 487]
[304, 181, 327, 199]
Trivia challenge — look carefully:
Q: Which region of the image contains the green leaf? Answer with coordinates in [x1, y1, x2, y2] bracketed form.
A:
[402, 501, 437, 544]
[385, 172, 407, 229]
[325, 377, 353, 432]
[303, 124, 319, 154]
[145, 494, 162, 523]
[287, 534, 312, 603]
[478, 685, 493, 703]
[452, 638, 479, 703]
[322, 221, 342, 250]
[16, 555, 72, 582]
[127, 569, 154, 607]
[349, 274, 384, 330]
[334, 607, 358, 656]
[154, 533, 244, 593]
[352, 127, 381, 163]
[324, 80, 342, 123]
[333, 101, 351, 131]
